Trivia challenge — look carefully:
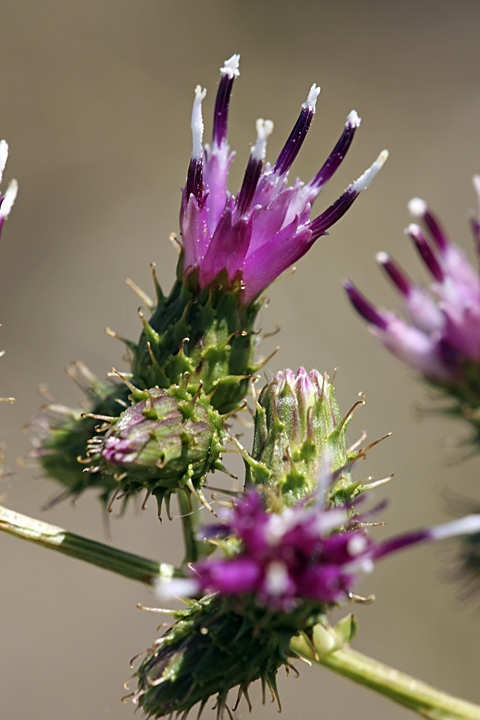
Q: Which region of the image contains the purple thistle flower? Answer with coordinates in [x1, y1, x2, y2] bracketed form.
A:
[345, 179, 480, 381]
[181, 55, 388, 306]
[0, 141, 17, 239]
[158, 487, 480, 611]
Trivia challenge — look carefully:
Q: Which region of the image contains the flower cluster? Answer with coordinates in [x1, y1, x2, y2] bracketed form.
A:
[181, 54, 387, 305]
[160, 487, 480, 612]
[345, 179, 480, 383]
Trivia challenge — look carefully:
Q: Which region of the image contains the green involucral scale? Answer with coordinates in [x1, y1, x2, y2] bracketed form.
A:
[131, 264, 263, 415]
[132, 593, 324, 718]
[86, 378, 228, 514]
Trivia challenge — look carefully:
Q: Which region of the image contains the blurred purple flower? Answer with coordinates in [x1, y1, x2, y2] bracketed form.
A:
[181, 54, 387, 305]
[0, 141, 17, 239]
[345, 180, 480, 381]
[158, 487, 480, 611]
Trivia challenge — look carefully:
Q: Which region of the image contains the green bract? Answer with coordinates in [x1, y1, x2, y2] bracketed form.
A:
[86, 376, 227, 515]
[131, 593, 324, 718]
[246, 368, 364, 506]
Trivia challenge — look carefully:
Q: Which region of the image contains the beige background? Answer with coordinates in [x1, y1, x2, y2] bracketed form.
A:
[2, 1, 480, 719]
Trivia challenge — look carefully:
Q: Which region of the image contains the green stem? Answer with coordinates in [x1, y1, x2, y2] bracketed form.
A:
[291, 635, 480, 720]
[0, 504, 179, 585]
[177, 489, 199, 564]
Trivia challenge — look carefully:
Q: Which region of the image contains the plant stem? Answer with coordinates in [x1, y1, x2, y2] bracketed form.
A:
[177, 489, 199, 564]
[291, 634, 480, 720]
[0, 504, 178, 585]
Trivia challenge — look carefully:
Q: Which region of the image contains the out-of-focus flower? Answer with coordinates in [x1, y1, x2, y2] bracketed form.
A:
[159, 487, 480, 612]
[345, 179, 480, 383]
[0, 140, 17, 240]
[181, 54, 387, 305]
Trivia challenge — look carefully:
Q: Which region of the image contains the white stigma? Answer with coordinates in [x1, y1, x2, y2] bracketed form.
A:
[430, 514, 480, 541]
[191, 85, 207, 160]
[251, 119, 274, 161]
[303, 84, 321, 112]
[220, 54, 240, 78]
[347, 534, 368, 556]
[375, 251, 389, 265]
[0, 140, 8, 183]
[0, 180, 18, 220]
[408, 197, 428, 218]
[346, 110, 361, 128]
[406, 222, 422, 238]
[155, 575, 199, 599]
[265, 561, 290, 596]
[351, 149, 389, 193]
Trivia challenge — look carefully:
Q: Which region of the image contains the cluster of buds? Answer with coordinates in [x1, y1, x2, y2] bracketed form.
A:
[32, 53, 385, 512]
[15, 52, 480, 720]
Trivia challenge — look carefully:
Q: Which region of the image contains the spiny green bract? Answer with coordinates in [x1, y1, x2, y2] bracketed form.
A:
[245, 368, 364, 507]
[130, 263, 264, 416]
[31, 364, 129, 507]
[131, 593, 323, 719]
[86, 377, 227, 515]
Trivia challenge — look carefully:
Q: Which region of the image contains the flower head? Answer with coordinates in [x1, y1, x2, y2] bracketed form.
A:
[181, 55, 387, 305]
[159, 487, 480, 612]
[345, 178, 480, 382]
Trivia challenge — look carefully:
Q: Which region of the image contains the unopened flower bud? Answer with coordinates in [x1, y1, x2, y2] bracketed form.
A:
[87, 379, 227, 514]
[247, 368, 361, 506]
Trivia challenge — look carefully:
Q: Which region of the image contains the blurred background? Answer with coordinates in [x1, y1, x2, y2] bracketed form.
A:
[2, 1, 480, 718]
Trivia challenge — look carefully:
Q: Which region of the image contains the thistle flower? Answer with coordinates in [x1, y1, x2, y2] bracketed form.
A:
[141, 488, 480, 718]
[181, 54, 388, 306]
[161, 488, 480, 612]
[245, 368, 365, 506]
[345, 179, 480, 385]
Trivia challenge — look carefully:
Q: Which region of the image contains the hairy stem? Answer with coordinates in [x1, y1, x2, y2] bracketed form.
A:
[291, 634, 480, 720]
[0, 504, 179, 584]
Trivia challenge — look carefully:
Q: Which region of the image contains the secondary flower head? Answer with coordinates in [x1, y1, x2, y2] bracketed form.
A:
[181, 54, 388, 305]
[159, 487, 480, 612]
[345, 179, 480, 382]
[0, 141, 18, 240]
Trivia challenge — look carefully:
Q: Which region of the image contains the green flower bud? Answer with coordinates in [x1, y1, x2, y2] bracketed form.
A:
[87, 375, 227, 515]
[31, 363, 129, 508]
[130, 593, 321, 718]
[246, 368, 363, 506]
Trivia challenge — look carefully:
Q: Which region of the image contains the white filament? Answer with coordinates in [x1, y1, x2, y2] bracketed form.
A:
[351, 149, 389, 193]
[220, 54, 240, 78]
[191, 85, 207, 160]
[251, 118, 274, 161]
